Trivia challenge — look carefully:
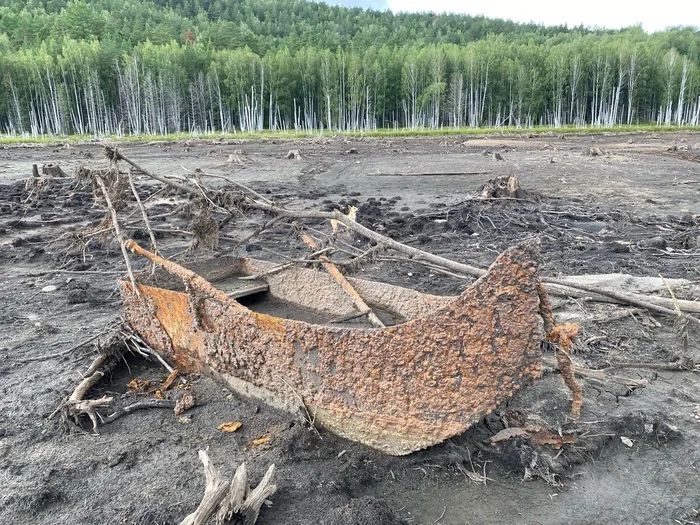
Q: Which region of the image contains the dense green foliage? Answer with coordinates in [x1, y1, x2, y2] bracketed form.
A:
[1, 0, 699, 135]
[0, 0, 604, 51]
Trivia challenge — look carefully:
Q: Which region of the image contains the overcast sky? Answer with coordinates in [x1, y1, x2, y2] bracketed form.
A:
[323, 0, 700, 33]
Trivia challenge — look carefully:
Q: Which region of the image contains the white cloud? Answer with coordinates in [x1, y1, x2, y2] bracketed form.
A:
[386, 0, 700, 32]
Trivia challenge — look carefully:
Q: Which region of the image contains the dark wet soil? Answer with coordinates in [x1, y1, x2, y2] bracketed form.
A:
[2, 132, 700, 525]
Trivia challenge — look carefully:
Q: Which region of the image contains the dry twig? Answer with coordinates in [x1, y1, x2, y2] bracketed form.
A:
[94, 174, 139, 295]
[126, 169, 160, 255]
[542, 355, 649, 390]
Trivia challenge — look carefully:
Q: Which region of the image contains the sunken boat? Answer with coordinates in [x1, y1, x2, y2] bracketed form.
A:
[120, 240, 548, 455]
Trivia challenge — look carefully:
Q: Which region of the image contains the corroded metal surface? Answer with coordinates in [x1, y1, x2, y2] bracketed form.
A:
[241, 258, 453, 321]
[121, 242, 546, 455]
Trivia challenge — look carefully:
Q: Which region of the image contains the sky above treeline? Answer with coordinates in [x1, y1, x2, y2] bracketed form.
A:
[320, 0, 700, 33]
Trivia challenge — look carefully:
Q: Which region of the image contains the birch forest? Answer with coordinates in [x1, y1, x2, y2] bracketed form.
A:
[1, 0, 700, 136]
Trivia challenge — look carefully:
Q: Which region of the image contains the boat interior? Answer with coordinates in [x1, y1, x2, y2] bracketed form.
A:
[135, 255, 416, 328]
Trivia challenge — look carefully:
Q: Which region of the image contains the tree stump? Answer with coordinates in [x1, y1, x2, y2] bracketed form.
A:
[478, 174, 524, 199]
[41, 163, 69, 178]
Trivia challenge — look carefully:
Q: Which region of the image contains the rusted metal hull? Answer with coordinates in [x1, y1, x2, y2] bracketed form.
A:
[120, 242, 546, 455]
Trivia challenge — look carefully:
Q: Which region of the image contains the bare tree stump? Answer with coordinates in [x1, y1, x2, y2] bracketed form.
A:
[584, 146, 604, 157]
[479, 174, 524, 199]
[41, 163, 69, 178]
[180, 450, 276, 525]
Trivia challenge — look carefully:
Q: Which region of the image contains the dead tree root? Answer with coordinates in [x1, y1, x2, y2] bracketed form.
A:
[49, 350, 120, 434]
[49, 322, 186, 434]
[101, 398, 177, 424]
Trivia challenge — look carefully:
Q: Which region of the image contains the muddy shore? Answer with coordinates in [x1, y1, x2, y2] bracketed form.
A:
[2, 131, 700, 524]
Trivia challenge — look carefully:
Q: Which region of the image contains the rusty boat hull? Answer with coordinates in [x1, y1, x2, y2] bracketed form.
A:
[120, 242, 546, 455]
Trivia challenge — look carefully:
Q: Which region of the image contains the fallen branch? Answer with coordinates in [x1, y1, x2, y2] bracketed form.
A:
[106, 145, 194, 195]
[299, 230, 385, 328]
[239, 246, 335, 280]
[543, 277, 700, 325]
[102, 398, 177, 424]
[94, 174, 139, 296]
[199, 170, 274, 205]
[371, 171, 492, 177]
[660, 273, 690, 352]
[542, 355, 649, 390]
[278, 374, 322, 439]
[24, 269, 125, 277]
[217, 216, 284, 257]
[605, 360, 699, 372]
[376, 255, 472, 280]
[180, 450, 276, 525]
[328, 311, 372, 324]
[126, 169, 160, 255]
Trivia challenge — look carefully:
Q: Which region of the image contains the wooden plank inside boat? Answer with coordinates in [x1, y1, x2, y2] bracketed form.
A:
[215, 276, 269, 299]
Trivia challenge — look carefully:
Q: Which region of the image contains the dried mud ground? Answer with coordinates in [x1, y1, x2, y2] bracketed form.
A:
[2, 131, 700, 525]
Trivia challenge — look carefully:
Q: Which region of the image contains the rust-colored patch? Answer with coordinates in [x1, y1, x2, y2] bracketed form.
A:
[218, 421, 243, 433]
[526, 425, 577, 449]
[127, 378, 155, 393]
[161, 369, 179, 391]
[253, 312, 285, 333]
[121, 241, 547, 455]
[548, 323, 582, 420]
[246, 435, 271, 450]
[128, 379, 147, 391]
[548, 323, 580, 349]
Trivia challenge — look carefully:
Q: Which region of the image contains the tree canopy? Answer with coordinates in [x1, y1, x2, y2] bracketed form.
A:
[1, 0, 699, 135]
